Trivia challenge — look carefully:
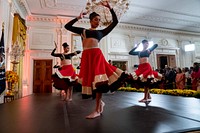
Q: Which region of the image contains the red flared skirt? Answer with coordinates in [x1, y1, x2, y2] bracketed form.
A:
[131, 63, 162, 82]
[52, 64, 77, 90]
[78, 48, 123, 95]
[56, 64, 77, 81]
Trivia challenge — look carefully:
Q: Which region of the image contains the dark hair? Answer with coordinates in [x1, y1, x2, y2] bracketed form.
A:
[134, 65, 139, 68]
[142, 39, 148, 44]
[185, 67, 189, 72]
[193, 62, 199, 72]
[89, 12, 100, 20]
[177, 67, 182, 73]
[62, 42, 69, 48]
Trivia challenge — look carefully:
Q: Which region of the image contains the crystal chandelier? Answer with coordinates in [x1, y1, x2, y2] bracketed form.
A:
[85, 0, 130, 26]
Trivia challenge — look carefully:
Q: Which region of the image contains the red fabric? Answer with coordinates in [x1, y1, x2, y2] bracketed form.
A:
[79, 48, 117, 89]
[135, 63, 159, 79]
[191, 68, 200, 90]
[191, 68, 200, 79]
[56, 64, 76, 79]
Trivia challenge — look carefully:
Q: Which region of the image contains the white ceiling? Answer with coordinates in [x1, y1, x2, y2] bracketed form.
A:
[23, 0, 200, 33]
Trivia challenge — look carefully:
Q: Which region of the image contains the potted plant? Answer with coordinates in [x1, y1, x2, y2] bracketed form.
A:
[5, 70, 19, 95]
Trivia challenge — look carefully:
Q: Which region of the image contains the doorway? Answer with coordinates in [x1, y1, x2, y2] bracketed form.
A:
[33, 59, 53, 93]
[157, 54, 176, 69]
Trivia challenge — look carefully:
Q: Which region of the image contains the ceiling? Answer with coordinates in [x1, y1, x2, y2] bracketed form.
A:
[23, 0, 200, 33]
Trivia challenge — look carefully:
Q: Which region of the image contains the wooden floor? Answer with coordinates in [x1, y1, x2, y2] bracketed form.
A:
[0, 91, 200, 133]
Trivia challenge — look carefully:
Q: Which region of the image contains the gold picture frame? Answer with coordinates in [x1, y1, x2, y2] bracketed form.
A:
[71, 34, 82, 52]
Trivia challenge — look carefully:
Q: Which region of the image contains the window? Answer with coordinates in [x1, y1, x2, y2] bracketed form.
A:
[185, 44, 195, 52]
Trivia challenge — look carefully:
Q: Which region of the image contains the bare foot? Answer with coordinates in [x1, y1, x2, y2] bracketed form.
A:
[138, 99, 147, 103]
[61, 96, 67, 101]
[86, 111, 101, 119]
[110, 91, 115, 94]
[66, 98, 72, 102]
[147, 98, 151, 102]
[100, 101, 105, 113]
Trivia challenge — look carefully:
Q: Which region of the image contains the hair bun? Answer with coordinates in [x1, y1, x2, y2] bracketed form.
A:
[62, 42, 69, 48]
[142, 40, 148, 44]
[89, 12, 100, 20]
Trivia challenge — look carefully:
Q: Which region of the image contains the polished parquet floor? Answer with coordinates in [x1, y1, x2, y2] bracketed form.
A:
[0, 91, 200, 133]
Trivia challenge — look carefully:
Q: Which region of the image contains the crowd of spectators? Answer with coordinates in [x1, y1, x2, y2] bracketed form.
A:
[154, 62, 200, 91]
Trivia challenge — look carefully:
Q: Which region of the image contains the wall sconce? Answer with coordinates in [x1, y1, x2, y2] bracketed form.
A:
[9, 41, 24, 71]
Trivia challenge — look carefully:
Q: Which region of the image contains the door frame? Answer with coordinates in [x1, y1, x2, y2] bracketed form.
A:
[30, 56, 54, 94]
[153, 48, 179, 70]
[33, 59, 53, 93]
[156, 54, 176, 69]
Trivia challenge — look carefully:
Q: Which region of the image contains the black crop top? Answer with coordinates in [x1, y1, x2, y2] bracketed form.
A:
[64, 9, 118, 42]
[129, 44, 158, 58]
[51, 49, 81, 60]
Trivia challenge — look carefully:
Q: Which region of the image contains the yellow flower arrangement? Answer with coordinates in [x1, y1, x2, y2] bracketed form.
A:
[6, 70, 19, 84]
[118, 87, 200, 98]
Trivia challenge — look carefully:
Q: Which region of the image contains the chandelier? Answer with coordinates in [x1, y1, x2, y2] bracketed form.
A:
[85, 0, 130, 26]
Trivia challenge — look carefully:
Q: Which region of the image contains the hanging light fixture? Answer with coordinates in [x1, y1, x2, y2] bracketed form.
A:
[85, 0, 130, 26]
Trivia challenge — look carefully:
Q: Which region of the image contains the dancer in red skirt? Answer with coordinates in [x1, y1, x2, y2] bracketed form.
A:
[51, 42, 81, 101]
[129, 40, 162, 102]
[65, 1, 127, 119]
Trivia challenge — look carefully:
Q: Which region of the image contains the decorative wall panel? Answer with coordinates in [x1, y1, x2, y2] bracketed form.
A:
[30, 30, 54, 50]
[109, 35, 130, 53]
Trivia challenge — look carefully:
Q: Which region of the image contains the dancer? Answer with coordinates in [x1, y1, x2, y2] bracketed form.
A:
[65, 1, 127, 118]
[129, 40, 162, 102]
[51, 42, 81, 101]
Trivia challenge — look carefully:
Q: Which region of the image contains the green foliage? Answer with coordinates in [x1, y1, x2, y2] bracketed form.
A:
[193, 91, 200, 98]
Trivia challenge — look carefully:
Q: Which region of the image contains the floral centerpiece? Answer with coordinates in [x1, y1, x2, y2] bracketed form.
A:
[5, 70, 19, 94]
